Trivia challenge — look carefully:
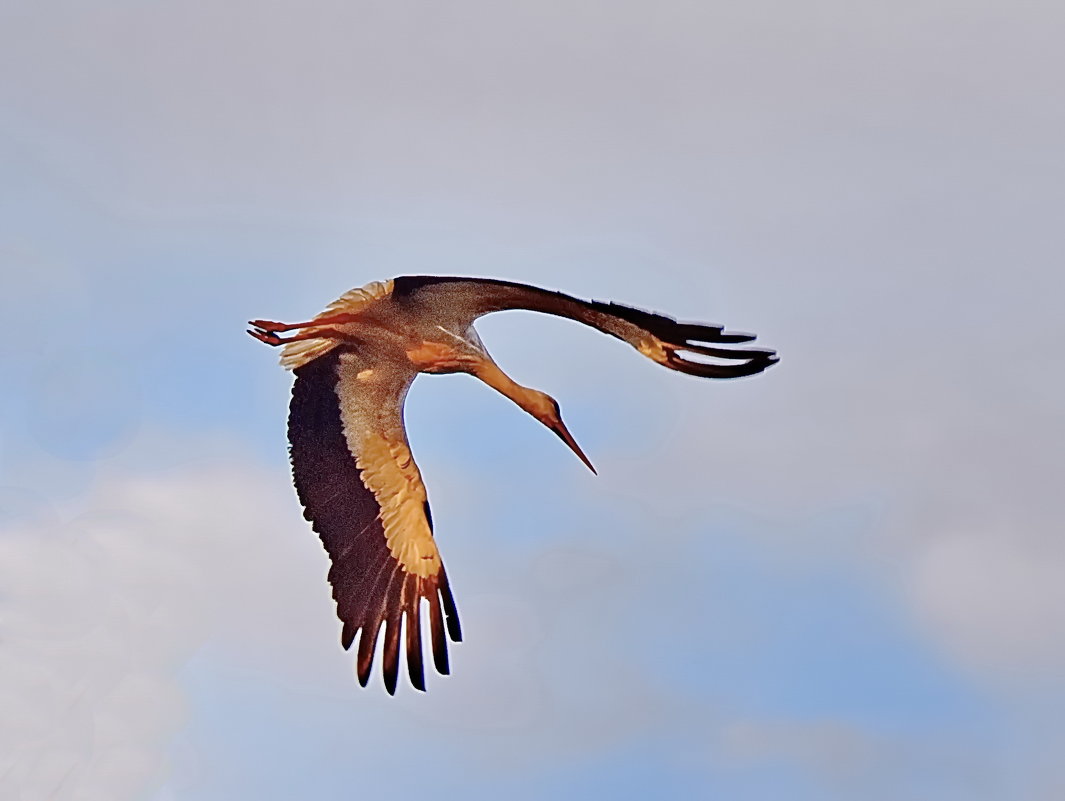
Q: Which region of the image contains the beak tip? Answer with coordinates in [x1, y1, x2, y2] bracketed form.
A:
[549, 417, 596, 475]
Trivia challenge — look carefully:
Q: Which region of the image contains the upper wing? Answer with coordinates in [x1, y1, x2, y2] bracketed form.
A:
[390, 276, 778, 379]
[288, 349, 461, 694]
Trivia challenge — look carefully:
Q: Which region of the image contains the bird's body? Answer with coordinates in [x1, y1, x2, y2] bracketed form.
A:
[250, 276, 776, 693]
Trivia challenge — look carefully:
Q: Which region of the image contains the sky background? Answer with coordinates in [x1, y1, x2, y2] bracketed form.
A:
[1, 1, 1063, 799]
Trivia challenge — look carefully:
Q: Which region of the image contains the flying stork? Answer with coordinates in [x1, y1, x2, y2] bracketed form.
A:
[249, 276, 777, 694]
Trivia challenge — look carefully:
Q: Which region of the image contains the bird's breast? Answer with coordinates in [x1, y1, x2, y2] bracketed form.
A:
[405, 340, 481, 374]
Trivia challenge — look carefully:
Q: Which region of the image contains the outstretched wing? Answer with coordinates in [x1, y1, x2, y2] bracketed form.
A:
[288, 349, 461, 694]
[390, 275, 778, 378]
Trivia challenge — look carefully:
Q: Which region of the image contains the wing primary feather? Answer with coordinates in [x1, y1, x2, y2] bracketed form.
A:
[694, 330, 757, 344]
[341, 621, 357, 651]
[439, 570, 462, 642]
[378, 562, 407, 695]
[354, 559, 400, 684]
[670, 321, 754, 344]
[382, 615, 402, 695]
[665, 351, 779, 379]
[406, 601, 426, 692]
[676, 343, 777, 360]
[428, 592, 450, 675]
[356, 621, 381, 687]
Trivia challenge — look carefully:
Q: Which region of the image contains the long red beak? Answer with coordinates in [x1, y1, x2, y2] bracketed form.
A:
[549, 416, 597, 474]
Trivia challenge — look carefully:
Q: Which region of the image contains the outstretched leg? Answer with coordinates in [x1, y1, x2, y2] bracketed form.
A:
[248, 312, 362, 333]
[247, 326, 350, 347]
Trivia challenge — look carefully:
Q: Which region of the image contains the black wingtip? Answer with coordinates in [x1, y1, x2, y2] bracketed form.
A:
[663, 347, 779, 379]
[428, 592, 451, 676]
[406, 607, 427, 692]
[713, 331, 757, 344]
[381, 617, 401, 695]
[383, 662, 399, 695]
[440, 584, 462, 642]
[356, 621, 381, 688]
[436, 568, 463, 641]
[679, 343, 777, 361]
[664, 319, 763, 347]
[341, 623, 356, 651]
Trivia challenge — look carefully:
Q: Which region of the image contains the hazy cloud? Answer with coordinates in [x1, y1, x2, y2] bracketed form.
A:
[0, 463, 314, 800]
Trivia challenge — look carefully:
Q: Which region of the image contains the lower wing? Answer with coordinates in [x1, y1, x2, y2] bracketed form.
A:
[288, 350, 461, 694]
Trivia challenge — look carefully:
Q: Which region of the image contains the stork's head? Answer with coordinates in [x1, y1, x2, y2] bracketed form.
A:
[524, 390, 597, 475]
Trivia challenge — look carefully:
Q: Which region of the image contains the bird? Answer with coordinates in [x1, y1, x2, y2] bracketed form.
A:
[248, 275, 777, 694]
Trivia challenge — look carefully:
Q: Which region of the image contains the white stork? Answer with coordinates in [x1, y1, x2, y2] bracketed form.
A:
[249, 276, 777, 693]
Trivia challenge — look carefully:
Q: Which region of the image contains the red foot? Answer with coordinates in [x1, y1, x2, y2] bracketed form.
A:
[248, 319, 288, 332]
[247, 328, 284, 346]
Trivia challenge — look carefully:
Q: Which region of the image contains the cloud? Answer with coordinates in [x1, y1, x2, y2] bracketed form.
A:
[0, 462, 318, 801]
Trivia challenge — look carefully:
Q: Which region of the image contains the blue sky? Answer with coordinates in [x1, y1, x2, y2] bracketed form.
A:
[2, 1, 1063, 799]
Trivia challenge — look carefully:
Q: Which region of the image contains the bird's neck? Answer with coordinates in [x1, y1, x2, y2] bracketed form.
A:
[473, 361, 541, 417]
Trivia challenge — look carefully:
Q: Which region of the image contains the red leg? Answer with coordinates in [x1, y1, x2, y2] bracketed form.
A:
[246, 327, 350, 347]
[248, 312, 363, 332]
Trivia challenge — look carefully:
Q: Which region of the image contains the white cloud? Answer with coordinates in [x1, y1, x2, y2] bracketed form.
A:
[0, 462, 320, 801]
